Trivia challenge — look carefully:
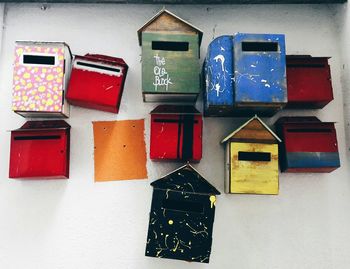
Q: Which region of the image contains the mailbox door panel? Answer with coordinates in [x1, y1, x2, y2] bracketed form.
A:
[9, 130, 69, 178]
[67, 61, 125, 113]
[230, 142, 278, 194]
[204, 35, 234, 115]
[287, 59, 333, 107]
[146, 190, 215, 263]
[233, 34, 287, 105]
[282, 124, 340, 171]
[12, 44, 66, 113]
[142, 33, 199, 95]
[150, 114, 202, 161]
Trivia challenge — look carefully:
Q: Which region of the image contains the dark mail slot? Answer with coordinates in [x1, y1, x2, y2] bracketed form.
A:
[152, 41, 189, 51]
[242, 42, 279, 52]
[287, 63, 325, 68]
[238, 151, 271, 162]
[76, 61, 121, 73]
[287, 128, 333, 133]
[23, 55, 56, 65]
[14, 135, 61, 140]
[162, 198, 204, 213]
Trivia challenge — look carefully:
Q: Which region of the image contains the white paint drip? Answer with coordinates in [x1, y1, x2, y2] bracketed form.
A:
[214, 54, 225, 72]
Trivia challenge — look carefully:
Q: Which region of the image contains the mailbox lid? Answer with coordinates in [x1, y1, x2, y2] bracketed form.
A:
[66, 54, 128, 113]
[286, 55, 333, 108]
[9, 120, 70, 179]
[204, 35, 234, 115]
[233, 33, 287, 104]
[12, 41, 71, 116]
[142, 33, 200, 95]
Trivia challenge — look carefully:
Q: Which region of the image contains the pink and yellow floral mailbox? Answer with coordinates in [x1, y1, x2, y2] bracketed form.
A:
[12, 41, 72, 118]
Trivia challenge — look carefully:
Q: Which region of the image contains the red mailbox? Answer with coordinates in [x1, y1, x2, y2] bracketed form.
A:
[150, 105, 202, 162]
[286, 55, 334, 108]
[9, 120, 71, 179]
[275, 117, 340, 173]
[66, 54, 128, 113]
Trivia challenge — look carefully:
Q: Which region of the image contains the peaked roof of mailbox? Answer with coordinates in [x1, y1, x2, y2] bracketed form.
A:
[151, 163, 220, 195]
[221, 115, 281, 143]
[137, 8, 203, 46]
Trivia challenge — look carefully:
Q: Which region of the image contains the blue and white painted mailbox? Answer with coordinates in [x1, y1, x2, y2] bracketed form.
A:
[203, 33, 287, 116]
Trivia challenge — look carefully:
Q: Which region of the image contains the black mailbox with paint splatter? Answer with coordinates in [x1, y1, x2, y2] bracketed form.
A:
[145, 164, 220, 263]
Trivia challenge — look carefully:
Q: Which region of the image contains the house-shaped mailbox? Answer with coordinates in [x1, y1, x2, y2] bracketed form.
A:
[275, 117, 340, 172]
[138, 9, 203, 102]
[150, 105, 202, 162]
[12, 41, 72, 118]
[66, 54, 128, 113]
[221, 116, 280, 194]
[145, 163, 220, 263]
[9, 120, 70, 179]
[286, 55, 334, 108]
[204, 33, 287, 116]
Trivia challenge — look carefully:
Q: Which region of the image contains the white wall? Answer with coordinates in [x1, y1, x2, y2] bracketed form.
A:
[0, 3, 349, 269]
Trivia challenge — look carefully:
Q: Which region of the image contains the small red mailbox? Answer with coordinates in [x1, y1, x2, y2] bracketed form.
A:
[286, 55, 334, 108]
[9, 120, 71, 179]
[275, 117, 340, 173]
[150, 105, 202, 162]
[66, 54, 128, 113]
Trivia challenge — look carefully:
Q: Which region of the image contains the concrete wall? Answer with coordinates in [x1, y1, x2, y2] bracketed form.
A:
[0, 3, 349, 269]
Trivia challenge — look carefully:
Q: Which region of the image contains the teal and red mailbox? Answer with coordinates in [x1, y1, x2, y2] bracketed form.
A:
[203, 33, 287, 116]
[275, 117, 340, 173]
[138, 9, 203, 102]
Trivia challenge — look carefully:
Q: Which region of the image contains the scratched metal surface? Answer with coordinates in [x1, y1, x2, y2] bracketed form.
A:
[203, 35, 234, 116]
[233, 33, 287, 108]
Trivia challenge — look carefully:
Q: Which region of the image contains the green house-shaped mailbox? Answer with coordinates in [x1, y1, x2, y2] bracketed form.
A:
[138, 9, 203, 102]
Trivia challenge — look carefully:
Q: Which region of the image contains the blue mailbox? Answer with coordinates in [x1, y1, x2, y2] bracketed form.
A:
[203, 33, 287, 117]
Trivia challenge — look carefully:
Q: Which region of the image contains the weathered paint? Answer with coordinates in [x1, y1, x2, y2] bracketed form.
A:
[286, 152, 340, 170]
[286, 55, 333, 108]
[233, 33, 287, 115]
[145, 164, 220, 263]
[142, 33, 200, 99]
[275, 117, 340, 173]
[203, 35, 234, 116]
[230, 142, 279, 195]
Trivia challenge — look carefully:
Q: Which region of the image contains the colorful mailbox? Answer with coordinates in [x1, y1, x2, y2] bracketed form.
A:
[221, 116, 281, 194]
[145, 163, 220, 263]
[12, 41, 72, 118]
[150, 105, 202, 162]
[275, 117, 340, 172]
[138, 9, 203, 102]
[66, 54, 128, 113]
[203, 35, 234, 116]
[9, 120, 71, 179]
[203, 33, 287, 116]
[286, 55, 333, 108]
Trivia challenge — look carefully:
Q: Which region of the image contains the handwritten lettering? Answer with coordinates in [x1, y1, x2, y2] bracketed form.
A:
[153, 54, 173, 91]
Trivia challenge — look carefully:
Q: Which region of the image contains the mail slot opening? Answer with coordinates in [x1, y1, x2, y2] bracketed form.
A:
[152, 41, 189, 51]
[238, 151, 271, 162]
[287, 64, 325, 68]
[14, 135, 61, 140]
[162, 198, 204, 213]
[287, 128, 333, 133]
[76, 61, 121, 73]
[242, 42, 279, 52]
[23, 54, 56, 65]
